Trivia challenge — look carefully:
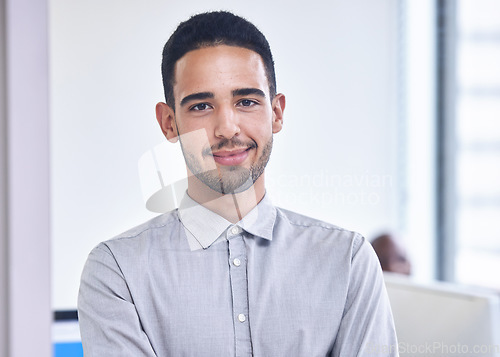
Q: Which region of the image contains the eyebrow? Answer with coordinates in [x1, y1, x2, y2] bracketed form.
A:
[179, 88, 267, 107]
[180, 92, 214, 107]
[232, 88, 266, 98]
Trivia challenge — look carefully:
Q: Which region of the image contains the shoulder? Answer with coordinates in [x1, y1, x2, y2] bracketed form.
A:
[273, 207, 365, 256]
[275, 207, 354, 233]
[111, 209, 180, 241]
[92, 209, 182, 257]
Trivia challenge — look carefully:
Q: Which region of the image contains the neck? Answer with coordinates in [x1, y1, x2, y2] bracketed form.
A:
[187, 174, 266, 223]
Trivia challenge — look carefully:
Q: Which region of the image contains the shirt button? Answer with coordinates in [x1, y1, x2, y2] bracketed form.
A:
[238, 314, 246, 323]
[233, 258, 241, 267]
[230, 226, 239, 235]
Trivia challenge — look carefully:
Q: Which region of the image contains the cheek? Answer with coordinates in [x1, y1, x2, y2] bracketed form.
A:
[250, 122, 273, 142]
[177, 127, 212, 152]
[177, 117, 206, 133]
[244, 112, 274, 133]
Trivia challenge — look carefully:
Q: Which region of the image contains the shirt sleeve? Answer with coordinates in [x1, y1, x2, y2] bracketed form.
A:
[78, 243, 157, 356]
[331, 234, 399, 357]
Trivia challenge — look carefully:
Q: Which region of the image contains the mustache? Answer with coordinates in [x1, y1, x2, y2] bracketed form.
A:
[203, 137, 257, 156]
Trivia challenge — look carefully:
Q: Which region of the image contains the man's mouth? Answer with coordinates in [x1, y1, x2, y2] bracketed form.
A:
[211, 148, 251, 166]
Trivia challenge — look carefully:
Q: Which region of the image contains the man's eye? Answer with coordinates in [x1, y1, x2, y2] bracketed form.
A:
[239, 99, 257, 107]
[191, 103, 211, 111]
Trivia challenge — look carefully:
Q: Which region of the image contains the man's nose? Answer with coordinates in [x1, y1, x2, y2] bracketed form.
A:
[214, 106, 240, 139]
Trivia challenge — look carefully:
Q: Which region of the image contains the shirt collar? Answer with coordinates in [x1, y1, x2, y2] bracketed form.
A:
[238, 194, 276, 241]
[178, 191, 276, 250]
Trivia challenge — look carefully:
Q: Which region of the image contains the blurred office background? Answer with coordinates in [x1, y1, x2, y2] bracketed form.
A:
[1, 0, 499, 356]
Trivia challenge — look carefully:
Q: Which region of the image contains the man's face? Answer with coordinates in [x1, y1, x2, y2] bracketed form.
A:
[161, 45, 284, 195]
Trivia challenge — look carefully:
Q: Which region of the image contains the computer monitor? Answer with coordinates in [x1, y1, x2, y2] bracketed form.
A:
[384, 273, 500, 356]
[53, 310, 83, 357]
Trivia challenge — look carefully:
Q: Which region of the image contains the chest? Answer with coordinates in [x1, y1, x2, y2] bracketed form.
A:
[121, 236, 349, 356]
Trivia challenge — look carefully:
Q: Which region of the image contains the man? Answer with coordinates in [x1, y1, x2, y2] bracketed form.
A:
[371, 233, 412, 276]
[78, 11, 398, 356]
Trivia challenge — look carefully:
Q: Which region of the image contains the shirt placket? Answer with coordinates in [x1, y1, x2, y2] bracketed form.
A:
[227, 225, 252, 357]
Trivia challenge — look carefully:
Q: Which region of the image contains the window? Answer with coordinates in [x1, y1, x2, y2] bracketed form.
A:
[440, 0, 500, 290]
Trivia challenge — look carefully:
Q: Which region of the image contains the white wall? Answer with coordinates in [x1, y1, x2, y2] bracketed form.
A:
[50, 0, 402, 310]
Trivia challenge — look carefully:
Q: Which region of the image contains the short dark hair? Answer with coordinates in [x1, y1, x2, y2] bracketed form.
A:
[161, 11, 276, 109]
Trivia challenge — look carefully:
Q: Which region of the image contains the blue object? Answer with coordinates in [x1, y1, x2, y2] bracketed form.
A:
[54, 342, 83, 357]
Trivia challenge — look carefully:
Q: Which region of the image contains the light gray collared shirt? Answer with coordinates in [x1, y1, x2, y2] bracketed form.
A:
[78, 193, 398, 356]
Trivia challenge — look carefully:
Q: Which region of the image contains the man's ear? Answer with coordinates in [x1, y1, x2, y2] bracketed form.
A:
[271, 93, 285, 134]
[155, 102, 178, 143]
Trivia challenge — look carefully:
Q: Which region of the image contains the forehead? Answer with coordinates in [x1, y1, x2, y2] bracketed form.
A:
[173, 45, 269, 99]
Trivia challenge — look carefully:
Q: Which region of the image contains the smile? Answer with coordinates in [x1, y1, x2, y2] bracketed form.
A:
[211, 148, 251, 166]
